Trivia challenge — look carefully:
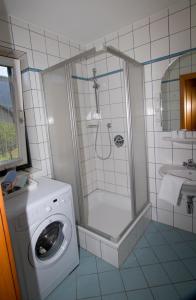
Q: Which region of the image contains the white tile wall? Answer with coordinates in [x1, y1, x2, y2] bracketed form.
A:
[1, 0, 195, 235]
[0, 15, 81, 177]
[88, 1, 196, 234]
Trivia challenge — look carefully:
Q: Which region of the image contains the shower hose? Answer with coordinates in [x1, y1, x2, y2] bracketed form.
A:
[95, 121, 112, 160]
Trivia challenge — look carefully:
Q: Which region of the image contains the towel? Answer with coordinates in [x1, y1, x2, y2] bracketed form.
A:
[158, 174, 185, 206]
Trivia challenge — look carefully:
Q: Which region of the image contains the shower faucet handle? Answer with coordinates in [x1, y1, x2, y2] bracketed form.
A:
[107, 123, 112, 128]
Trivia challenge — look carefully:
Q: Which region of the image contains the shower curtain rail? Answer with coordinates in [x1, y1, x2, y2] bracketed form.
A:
[41, 45, 143, 76]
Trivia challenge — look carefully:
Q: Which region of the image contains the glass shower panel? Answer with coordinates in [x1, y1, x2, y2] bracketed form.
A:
[73, 54, 133, 241]
[42, 64, 81, 221]
[42, 47, 148, 244]
[124, 61, 148, 215]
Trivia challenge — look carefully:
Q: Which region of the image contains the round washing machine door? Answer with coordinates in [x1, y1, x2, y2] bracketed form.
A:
[29, 214, 72, 268]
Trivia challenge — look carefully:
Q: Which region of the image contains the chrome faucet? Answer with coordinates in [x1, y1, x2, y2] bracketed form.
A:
[183, 159, 196, 169]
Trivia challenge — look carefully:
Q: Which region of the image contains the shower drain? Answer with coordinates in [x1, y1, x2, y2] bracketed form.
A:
[114, 135, 124, 147]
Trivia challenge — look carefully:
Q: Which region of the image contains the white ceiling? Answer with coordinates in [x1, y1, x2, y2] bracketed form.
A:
[3, 0, 181, 43]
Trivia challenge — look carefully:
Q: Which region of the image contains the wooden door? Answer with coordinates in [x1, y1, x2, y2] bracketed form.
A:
[0, 188, 21, 300]
[180, 72, 196, 130]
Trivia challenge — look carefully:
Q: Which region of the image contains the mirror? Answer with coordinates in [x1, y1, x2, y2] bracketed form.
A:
[161, 50, 196, 131]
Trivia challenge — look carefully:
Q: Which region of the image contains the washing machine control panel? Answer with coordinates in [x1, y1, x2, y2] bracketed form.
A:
[15, 191, 71, 231]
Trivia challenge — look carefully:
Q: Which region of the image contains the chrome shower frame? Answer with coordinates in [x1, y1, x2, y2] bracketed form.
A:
[42, 45, 149, 242]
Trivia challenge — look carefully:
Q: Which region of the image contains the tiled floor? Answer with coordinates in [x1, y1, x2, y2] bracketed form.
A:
[46, 221, 196, 300]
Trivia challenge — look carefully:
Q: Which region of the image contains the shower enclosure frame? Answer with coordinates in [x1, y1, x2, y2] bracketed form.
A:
[42, 45, 150, 243]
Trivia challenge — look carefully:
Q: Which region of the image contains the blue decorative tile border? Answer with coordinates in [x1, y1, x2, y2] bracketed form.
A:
[21, 47, 196, 80]
[162, 78, 179, 84]
[72, 68, 124, 81]
[143, 47, 196, 65]
[21, 67, 42, 74]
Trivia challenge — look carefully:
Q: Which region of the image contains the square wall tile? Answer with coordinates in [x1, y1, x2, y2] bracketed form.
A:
[169, 8, 190, 34]
[86, 235, 101, 257]
[135, 44, 150, 62]
[152, 60, 169, 80]
[191, 4, 196, 27]
[133, 17, 149, 30]
[150, 17, 168, 41]
[46, 37, 59, 56]
[150, 8, 168, 23]
[169, 0, 190, 14]
[157, 198, 173, 212]
[174, 213, 193, 232]
[59, 42, 70, 58]
[101, 243, 118, 267]
[151, 37, 169, 59]
[172, 148, 192, 164]
[12, 25, 31, 48]
[155, 148, 172, 164]
[152, 207, 158, 221]
[134, 26, 150, 47]
[157, 208, 174, 226]
[191, 27, 196, 48]
[33, 51, 48, 69]
[119, 32, 133, 51]
[170, 29, 190, 54]
[78, 229, 86, 249]
[0, 19, 13, 44]
[30, 31, 46, 52]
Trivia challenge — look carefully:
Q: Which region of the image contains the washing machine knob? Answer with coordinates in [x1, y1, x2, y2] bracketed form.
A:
[46, 206, 52, 212]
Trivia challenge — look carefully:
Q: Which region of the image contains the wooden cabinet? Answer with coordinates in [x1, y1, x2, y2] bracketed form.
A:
[0, 188, 21, 300]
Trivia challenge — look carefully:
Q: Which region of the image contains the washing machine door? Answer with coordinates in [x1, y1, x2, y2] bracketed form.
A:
[29, 214, 72, 268]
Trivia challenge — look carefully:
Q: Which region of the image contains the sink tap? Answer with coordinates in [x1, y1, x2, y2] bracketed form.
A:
[183, 159, 196, 169]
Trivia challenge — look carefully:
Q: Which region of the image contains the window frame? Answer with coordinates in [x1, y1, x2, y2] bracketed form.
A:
[0, 56, 28, 171]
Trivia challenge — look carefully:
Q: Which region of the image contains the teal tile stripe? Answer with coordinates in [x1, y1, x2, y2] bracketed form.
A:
[143, 47, 196, 65]
[72, 75, 89, 81]
[162, 78, 179, 84]
[21, 67, 42, 74]
[88, 68, 124, 80]
[21, 47, 196, 79]
[72, 68, 124, 81]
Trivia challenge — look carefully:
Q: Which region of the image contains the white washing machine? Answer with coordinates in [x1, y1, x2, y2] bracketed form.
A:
[5, 177, 79, 300]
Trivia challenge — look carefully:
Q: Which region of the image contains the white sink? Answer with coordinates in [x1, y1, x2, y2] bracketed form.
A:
[159, 165, 196, 192]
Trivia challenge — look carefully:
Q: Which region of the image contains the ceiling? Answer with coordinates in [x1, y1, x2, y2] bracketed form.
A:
[2, 0, 182, 44]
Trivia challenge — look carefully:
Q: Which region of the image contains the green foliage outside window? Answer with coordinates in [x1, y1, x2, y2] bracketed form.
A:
[0, 121, 18, 161]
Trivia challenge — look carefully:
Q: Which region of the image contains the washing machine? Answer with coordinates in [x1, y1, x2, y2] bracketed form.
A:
[5, 177, 79, 300]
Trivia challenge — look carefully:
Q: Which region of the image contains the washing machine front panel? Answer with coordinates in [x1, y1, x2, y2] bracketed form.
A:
[29, 213, 72, 268]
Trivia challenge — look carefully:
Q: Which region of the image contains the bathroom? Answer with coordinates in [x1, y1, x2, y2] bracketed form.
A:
[0, 0, 196, 299]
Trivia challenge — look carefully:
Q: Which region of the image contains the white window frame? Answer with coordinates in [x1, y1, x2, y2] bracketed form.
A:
[0, 55, 28, 171]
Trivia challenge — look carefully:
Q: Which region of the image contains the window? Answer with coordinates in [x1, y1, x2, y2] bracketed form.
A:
[0, 56, 28, 170]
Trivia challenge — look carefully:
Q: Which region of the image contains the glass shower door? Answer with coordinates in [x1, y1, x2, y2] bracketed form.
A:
[124, 61, 149, 215]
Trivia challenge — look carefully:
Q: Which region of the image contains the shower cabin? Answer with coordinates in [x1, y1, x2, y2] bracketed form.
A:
[42, 46, 151, 267]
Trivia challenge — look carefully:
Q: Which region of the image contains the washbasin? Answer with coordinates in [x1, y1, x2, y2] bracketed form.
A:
[159, 164, 196, 187]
